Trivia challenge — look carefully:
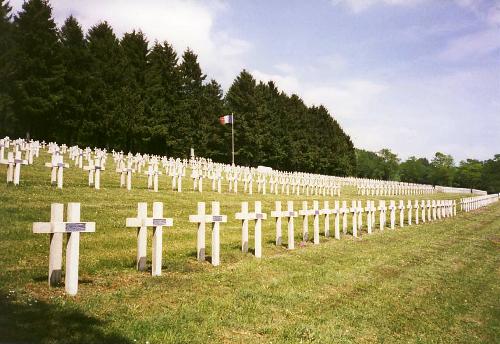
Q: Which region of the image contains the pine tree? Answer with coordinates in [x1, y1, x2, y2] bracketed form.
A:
[118, 30, 148, 151]
[13, 0, 63, 140]
[85, 21, 122, 148]
[144, 41, 180, 155]
[224, 70, 258, 166]
[0, 0, 15, 136]
[177, 49, 206, 157]
[58, 15, 90, 145]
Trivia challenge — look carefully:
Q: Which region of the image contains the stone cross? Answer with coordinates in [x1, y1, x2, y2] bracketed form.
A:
[270, 201, 283, 246]
[333, 200, 341, 239]
[340, 201, 348, 235]
[189, 202, 227, 266]
[270, 201, 298, 250]
[427, 200, 432, 221]
[398, 200, 405, 228]
[357, 200, 363, 231]
[420, 200, 426, 222]
[407, 200, 413, 225]
[2, 151, 27, 185]
[235, 201, 267, 258]
[45, 153, 69, 189]
[33, 203, 95, 295]
[414, 200, 419, 225]
[349, 201, 358, 237]
[321, 200, 331, 238]
[388, 200, 396, 229]
[299, 201, 319, 242]
[126, 202, 173, 275]
[365, 200, 375, 234]
[378, 200, 387, 231]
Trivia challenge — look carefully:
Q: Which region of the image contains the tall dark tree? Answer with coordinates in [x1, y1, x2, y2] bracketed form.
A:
[58, 15, 90, 145]
[12, 0, 63, 140]
[480, 155, 500, 193]
[117, 30, 148, 151]
[176, 49, 206, 157]
[144, 41, 180, 155]
[225, 70, 258, 165]
[0, 0, 15, 136]
[84, 21, 122, 148]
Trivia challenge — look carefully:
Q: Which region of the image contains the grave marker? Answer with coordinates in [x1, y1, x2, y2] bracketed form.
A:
[33, 203, 95, 295]
[235, 201, 267, 258]
[189, 202, 227, 266]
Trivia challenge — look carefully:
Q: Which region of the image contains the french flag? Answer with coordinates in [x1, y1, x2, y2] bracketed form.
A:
[219, 114, 233, 125]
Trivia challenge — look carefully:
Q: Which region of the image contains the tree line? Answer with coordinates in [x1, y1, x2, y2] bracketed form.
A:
[356, 149, 500, 194]
[0, 0, 356, 176]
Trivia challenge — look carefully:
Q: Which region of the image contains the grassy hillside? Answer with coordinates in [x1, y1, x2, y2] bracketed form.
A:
[0, 152, 498, 343]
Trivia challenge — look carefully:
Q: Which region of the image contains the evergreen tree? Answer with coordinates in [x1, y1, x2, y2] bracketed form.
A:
[144, 41, 180, 155]
[224, 70, 258, 165]
[117, 30, 148, 151]
[176, 49, 206, 157]
[85, 21, 122, 148]
[0, 0, 15, 136]
[12, 0, 63, 140]
[58, 15, 90, 145]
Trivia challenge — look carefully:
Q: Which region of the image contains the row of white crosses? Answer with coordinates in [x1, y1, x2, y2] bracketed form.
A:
[437, 185, 487, 195]
[5, 137, 490, 200]
[0, 138, 42, 185]
[357, 182, 435, 196]
[32, 197, 464, 295]
[460, 194, 499, 212]
[268, 199, 457, 248]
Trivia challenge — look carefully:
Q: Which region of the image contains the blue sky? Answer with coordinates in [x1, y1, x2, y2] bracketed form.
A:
[11, 0, 500, 162]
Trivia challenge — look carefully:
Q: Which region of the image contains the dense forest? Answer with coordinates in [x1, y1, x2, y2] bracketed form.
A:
[356, 149, 500, 194]
[0, 0, 356, 176]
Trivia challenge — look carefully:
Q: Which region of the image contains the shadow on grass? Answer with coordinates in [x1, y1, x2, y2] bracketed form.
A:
[0, 292, 132, 344]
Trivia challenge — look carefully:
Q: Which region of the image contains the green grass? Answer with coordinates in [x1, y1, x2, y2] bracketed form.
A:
[0, 152, 499, 343]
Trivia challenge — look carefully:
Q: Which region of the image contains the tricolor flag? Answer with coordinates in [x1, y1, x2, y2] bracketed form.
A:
[219, 114, 233, 125]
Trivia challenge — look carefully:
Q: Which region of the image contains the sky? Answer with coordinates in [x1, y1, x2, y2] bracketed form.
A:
[10, 0, 500, 162]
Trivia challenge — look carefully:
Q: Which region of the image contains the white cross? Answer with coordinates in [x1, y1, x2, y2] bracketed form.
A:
[189, 202, 227, 266]
[33, 203, 95, 296]
[339, 201, 349, 236]
[407, 200, 413, 226]
[45, 153, 69, 189]
[349, 200, 358, 237]
[398, 200, 405, 228]
[235, 201, 267, 258]
[388, 200, 396, 229]
[126, 202, 173, 275]
[270, 201, 298, 249]
[357, 200, 364, 231]
[421, 200, 426, 222]
[378, 200, 387, 231]
[320, 200, 332, 238]
[365, 200, 375, 234]
[332, 201, 340, 240]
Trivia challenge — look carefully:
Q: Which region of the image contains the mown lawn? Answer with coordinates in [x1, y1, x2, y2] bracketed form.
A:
[0, 152, 498, 343]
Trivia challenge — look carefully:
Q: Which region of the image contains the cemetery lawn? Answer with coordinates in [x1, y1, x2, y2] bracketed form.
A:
[0, 153, 499, 343]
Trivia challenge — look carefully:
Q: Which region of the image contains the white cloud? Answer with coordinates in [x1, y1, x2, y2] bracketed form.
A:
[302, 80, 386, 119]
[331, 0, 426, 13]
[251, 69, 301, 95]
[438, 28, 500, 61]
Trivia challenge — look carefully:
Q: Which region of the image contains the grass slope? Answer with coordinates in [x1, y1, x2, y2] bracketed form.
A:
[0, 152, 498, 343]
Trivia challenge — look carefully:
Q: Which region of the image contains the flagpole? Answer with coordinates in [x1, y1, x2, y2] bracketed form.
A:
[231, 112, 235, 165]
